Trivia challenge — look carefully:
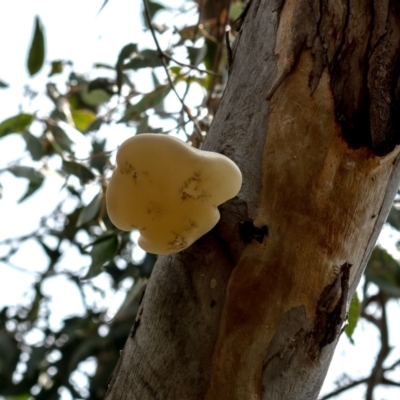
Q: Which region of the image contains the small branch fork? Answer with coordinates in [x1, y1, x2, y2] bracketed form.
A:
[319, 292, 400, 400]
[142, 0, 203, 142]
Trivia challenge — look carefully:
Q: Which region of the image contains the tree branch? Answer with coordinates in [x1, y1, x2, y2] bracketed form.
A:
[366, 292, 391, 400]
[319, 377, 369, 400]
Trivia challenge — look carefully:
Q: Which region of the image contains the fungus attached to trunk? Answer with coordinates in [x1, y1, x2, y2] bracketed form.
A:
[106, 134, 242, 255]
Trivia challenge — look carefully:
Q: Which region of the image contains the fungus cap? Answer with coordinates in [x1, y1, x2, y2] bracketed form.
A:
[106, 134, 242, 255]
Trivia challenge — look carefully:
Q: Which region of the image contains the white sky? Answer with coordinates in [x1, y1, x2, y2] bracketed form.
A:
[0, 1, 400, 399]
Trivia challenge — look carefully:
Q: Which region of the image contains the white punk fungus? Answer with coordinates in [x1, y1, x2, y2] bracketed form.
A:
[106, 134, 242, 255]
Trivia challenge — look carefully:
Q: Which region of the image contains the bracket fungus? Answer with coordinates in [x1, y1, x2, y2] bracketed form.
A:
[106, 134, 242, 255]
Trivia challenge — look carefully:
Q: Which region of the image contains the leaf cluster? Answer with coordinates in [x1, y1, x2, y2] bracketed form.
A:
[0, 1, 247, 398]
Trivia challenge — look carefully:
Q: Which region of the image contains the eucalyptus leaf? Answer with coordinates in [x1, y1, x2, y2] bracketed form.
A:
[85, 117, 103, 133]
[187, 45, 207, 67]
[345, 292, 360, 344]
[62, 160, 95, 185]
[116, 43, 138, 94]
[77, 191, 102, 227]
[142, 0, 166, 28]
[365, 247, 400, 298]
[48, 60, 64, 76]
[90, 139, 109, 173]
[8, 166, 45, 202]
[204, 36, 217, 72]
[119, 85, 170, 122]
[52, 120, 92, 156]
[84, 233, 120, 279]
[27, 16, 45, 76]
[0, 113, 33, 138]
[22, 131, 44, 160]
[0, 79, 9, 88]
[71, 109, 97, 132]
[123, 49, 164, 70]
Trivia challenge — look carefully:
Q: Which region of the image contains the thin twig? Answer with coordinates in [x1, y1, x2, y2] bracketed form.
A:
[142, 0, 203, 141]
[319, 377, 369, 400]
[74, 150, 114, 162]
[1, 260, 41, 276]
[381, 377, 400, 387]
[384, 358, 400, 372]
[181, 75, 193, 140]
[0, 155, 30, 174]
[366, 292, 391, 400]
[163, 52, 220, 77]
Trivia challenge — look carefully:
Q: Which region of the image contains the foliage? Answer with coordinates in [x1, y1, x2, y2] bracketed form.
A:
[0, 1, 241, 398]
[0, 1, 400, 399]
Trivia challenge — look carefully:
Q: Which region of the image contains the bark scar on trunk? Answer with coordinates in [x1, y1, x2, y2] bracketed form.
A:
[308, 262, 352, 360]
[131, 306, 144, 338]
[238, 219, 269, 243]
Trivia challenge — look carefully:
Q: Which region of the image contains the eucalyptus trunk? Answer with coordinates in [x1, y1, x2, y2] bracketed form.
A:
[105, 1, 400, 398]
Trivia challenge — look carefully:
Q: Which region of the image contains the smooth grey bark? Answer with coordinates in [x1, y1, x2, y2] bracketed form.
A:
[105, 1, 400, 399]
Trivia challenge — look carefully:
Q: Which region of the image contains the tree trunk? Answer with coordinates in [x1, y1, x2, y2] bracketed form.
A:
[105, 1, 400, 399]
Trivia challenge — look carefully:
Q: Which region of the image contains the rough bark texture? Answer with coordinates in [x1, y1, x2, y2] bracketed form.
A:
[105, 1, 400, 399]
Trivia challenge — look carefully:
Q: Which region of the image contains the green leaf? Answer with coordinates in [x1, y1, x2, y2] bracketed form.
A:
[22, 131, 44, 160]
[142, 0, 166, 28]
[136, 115, 163, 134]
[365, 247, 400, 297]
[71, 109, 97, 132]
[80, 88, 112, 108]
[94, 62, 115, 70]
[204, 36, 218, 72]
[116, 43, 138, 94]
[90, 139, 109, 173]
[51, 120, 92, 155]
[77, 191, 102, 227]
[84, 233, 120, 279]
[169, 66, 182, 76]
[69, 71, 88, 86]
[63, 207, 83, 241]
[62, 160, 95, 185]
[0, 113, 33, 138]
[51, 124, 73, 153]
[175, 26, 197, 45]
[27, 16, 45, 76]
[187, 45, 207, 67]
[345, 292, 360, 344]
[48, 60, 64, 77]
[230, 0, 243, 21]
[0, 79, 9, 88]
[123, 49, 164, 71]
[6, 394, 31, 400]
[152, 70, 161, 87]
[85, 118, 103, 133]
[119, 85, 170, 122]
[8, 166, 44, 202]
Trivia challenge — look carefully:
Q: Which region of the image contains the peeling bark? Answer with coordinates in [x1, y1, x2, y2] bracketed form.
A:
[105, 1, 400, 399]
